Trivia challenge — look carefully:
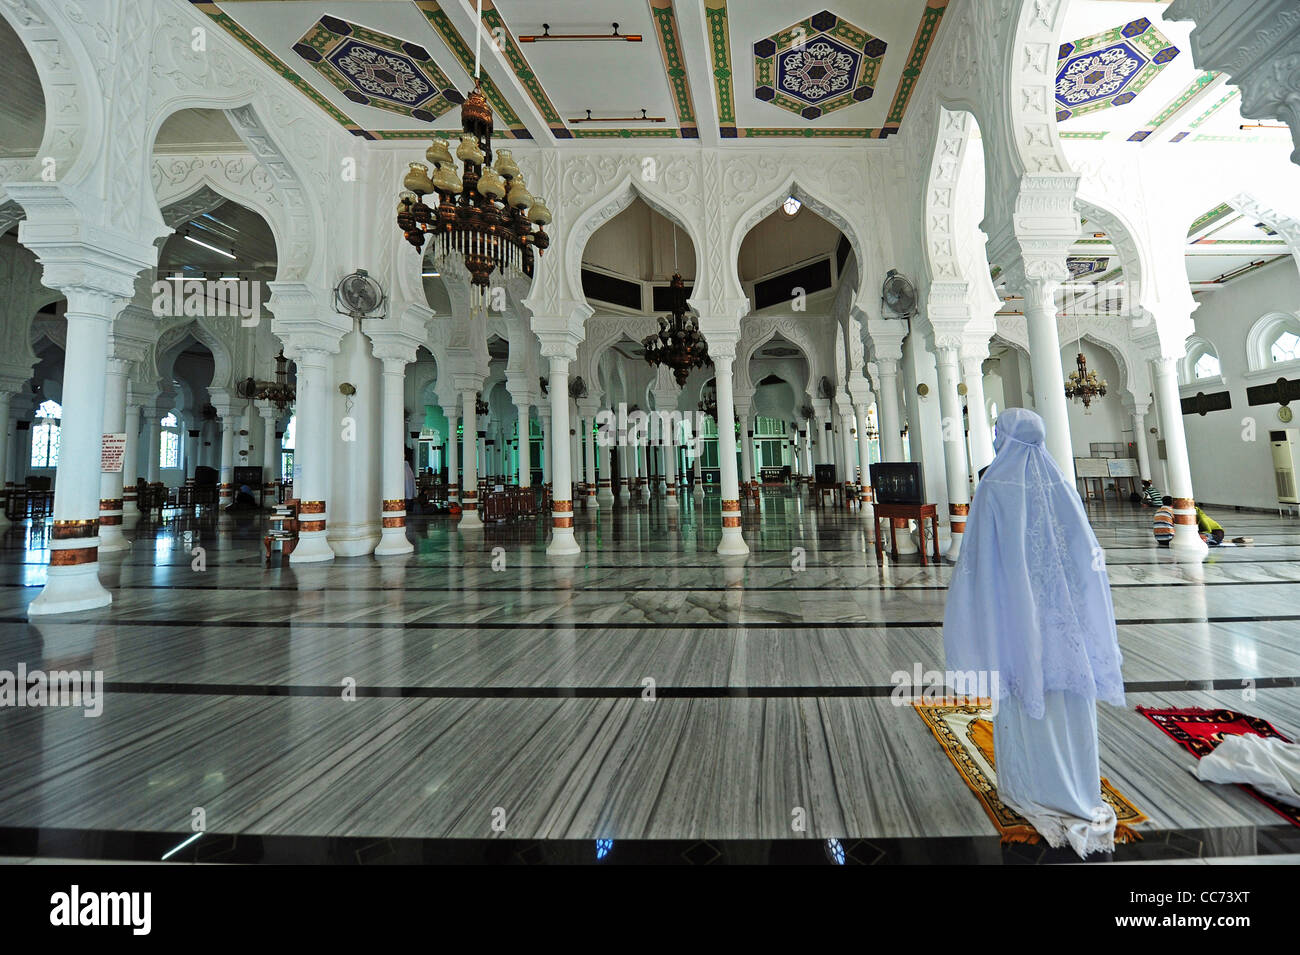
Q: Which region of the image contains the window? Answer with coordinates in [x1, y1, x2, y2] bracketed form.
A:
[1193, 352, 1221, 379]
[989, 402, 998, 426]
[281, 415, 296, 482]
[1272, 331, 1300, 364]
[31, 399, 61, 468]
[782, 196, 801, 217]
[159, 412, 180, 469]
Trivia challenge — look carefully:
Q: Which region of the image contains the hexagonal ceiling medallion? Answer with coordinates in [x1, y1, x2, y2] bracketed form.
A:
[753, 10, 887, 120]
[294, 15, 461, 122]
[1067, 256, 1111, 280]
[1055, 17, 1180, 123]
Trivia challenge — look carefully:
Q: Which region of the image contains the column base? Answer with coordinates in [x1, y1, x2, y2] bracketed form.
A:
[893, 519, 919, 554]
[717, 526, 749, 556]
[586, 490, 599, 510]
[597, 487, 615, 506]
[1170, 526, 1209, 561]
[28, 564, 112, 616]
[665, 489, 679, 509]
[290, 531, 335, 563]
[547, 526, 581, 556]
[98, 525, 132, 554]
[458, 508, 484, 530]
[943, 532, 964, 562]
[374, 525, 414, 556]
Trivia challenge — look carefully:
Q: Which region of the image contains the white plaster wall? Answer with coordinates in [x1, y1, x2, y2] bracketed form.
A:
[1181, 258, 1300, 509]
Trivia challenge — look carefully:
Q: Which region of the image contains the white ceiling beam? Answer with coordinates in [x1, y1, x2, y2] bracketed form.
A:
[674, 0, 719, 147]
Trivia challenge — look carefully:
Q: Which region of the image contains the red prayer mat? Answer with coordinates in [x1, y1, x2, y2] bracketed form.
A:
[1136, 706, 1299, 827]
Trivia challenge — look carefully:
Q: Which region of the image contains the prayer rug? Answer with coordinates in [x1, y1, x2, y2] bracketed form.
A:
[1137, 706, 1300, 827]
[915, 700, 1146, 845]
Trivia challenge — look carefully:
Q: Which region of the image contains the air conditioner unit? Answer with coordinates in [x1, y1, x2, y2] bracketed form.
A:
[1271, 429, 1300, 504]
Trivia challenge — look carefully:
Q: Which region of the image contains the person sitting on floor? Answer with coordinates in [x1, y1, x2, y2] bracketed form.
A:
[1196, 505, 1225, 545]
[1140, 479, 1163, 508]
[227, 484, 259, 511]
[1153, 496, 1175, 547]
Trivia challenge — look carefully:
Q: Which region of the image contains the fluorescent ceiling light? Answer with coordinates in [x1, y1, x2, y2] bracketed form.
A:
[219, 275, 239, 282]
[185, 234, 236, 259]
[422, 271, 440, 277]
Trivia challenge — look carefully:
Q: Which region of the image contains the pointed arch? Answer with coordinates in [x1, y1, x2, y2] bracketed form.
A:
[565, 174, 706, 309]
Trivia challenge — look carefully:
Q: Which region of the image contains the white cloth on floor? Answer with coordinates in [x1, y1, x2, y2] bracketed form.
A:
[993, 690, 1117, 857]
[1195, 733, 1300, 808]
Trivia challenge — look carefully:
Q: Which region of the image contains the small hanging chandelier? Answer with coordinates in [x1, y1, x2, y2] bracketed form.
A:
[642, 273, 710, 387]
[236, 349, 296, 413]
[1064, 351, 1108, 411]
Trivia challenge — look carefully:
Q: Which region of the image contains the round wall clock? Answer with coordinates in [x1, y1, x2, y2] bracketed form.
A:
[1279, 406, 1294, 424]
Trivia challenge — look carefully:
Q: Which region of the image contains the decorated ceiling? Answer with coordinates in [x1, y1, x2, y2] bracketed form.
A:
[1054, 0, 1293, 146]
[187, 1, 948, 142]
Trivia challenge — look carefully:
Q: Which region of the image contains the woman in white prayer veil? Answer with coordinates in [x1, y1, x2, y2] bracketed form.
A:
[943, 408, 1126, 857]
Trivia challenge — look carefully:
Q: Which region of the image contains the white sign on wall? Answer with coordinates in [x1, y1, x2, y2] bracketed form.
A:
[101, 433, 126, 473]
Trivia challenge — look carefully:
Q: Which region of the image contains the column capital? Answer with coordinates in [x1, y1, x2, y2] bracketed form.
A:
[268, 281, 348, 356]
[865, 318, 906, 363]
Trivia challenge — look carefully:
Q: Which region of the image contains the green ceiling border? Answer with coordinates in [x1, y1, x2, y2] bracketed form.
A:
[414, 0, 529, 138]
[478, 0, 567, 137]
[190, 1, 366, 136]
[703, 0, 737, 135]
[1188, 202, 1233, 237]
[649, 0, 698, 136]
[883, 0, 949, 131]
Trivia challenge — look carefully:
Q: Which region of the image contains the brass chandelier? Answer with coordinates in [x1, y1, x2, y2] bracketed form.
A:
[396, 82, 551, 309]
[236, 349, 296, 413]
[642, 273, 710, 388]
[1065, 351, 1108, 411]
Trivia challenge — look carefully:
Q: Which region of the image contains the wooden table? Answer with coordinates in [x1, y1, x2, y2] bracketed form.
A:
[872, 502, 942, 567]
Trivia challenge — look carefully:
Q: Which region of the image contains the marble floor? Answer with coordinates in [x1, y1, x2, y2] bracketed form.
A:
[0, 490, 1298, 864]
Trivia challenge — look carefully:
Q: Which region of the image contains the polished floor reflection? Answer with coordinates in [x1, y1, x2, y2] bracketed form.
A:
[1, 491, 1298, 864]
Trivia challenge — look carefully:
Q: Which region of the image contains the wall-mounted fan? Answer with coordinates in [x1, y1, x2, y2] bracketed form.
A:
[817, 376, 835, 400]
[881, 269, 917, 320]
[569, 376, 588, 399]
[800, 404, 815, 420]
[335, 269, 385, 319]
[539, 376, 549, 396]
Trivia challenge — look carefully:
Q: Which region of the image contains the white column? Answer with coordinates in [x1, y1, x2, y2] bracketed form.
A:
[261, 406, 279, 487]
[801, 424, 814, 480]
[546, 356, 579, 555]
[962, 354, 995, 478]
[446, 410, 460, 507]
[517, 404, 531, 489]
[29, 290, 117, 616]
[1132, 407, 1152, 482]
[1152, 357, 1208, 559]
[692, 438, 703, 496]
[376, 358, 413, 555]
[935, 346, 972, 559]
[598, 409, 615, 504]
[839, 409, 857, 485]
[713, 350, 748, 555]
[288, 349, 335, 563]
[739, 414, 755, 491]
[98, 357, 131, 553]
[1023, 278, 1076, 480]
[854, 399, 873, 507]
[459, 389, 483, 530]
[874, 357, 916, 553]
[617, 440, 630, 501]
[582, 412, 597, 508]
[664, 424, 678, 508]
[0, 392, 11, 529]
[218, 417, 235, 505]
[539, 406, 552, 486]
[146, 417, 161, 484]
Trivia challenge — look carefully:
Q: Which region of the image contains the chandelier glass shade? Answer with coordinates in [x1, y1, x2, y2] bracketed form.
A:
[641, 273, 710, 388]
[1064, 351, 1108, 411]
[396, 83, 551, 303]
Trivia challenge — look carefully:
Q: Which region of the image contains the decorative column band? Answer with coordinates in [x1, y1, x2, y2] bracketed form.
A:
[553, 516, 574, 528]
[382, 499, 405, 511]
[122, 488, 137, 501]
[1172, 497, 1197, 526]
[949, 502, 969, 534]
[859, 487, 872, 502]
[299, 501, 326, 514]
[382, 517, 406, 528]
[50, 547, 98, 566]
[52, 520, 99, 540]
[300, 520, 327, 533]
[722, 516, 741, 528]
[722, 500, 740, 511]
[99, 516, 122, 526]
[666, 487, 677, 496]
[553, 500, 572, 513]
[1173, 498, 1195, 510]
[99, 499, 123, 510]
[599, 479, 611, 488]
